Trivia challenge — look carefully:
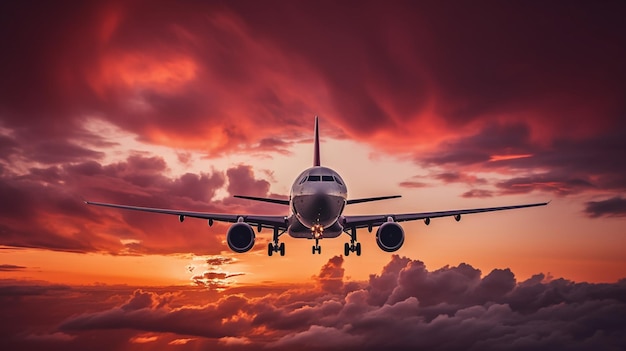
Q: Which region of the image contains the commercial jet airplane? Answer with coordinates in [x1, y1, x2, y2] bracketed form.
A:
[86, 117, 547, 256]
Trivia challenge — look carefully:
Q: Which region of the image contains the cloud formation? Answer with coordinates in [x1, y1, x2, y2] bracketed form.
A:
[0, 264, 26, 271]
[2, 255, 624, 350]
[583, 196, 626, 218]
[0, 152, 278, 255]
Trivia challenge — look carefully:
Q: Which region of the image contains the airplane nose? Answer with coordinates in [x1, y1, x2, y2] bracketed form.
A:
[294, 192, 343, 228]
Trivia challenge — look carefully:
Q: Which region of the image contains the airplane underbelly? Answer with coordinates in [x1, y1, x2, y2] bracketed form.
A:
[288, 220, 343, 238]
[293, 194, 344, 228]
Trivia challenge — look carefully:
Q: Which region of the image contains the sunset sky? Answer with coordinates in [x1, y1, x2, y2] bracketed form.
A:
[1, 1, 625, 350]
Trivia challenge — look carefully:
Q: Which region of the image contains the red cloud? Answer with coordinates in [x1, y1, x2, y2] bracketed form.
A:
[1, 0, 625, 218]
[315, 255, 345, 294]
[0, 153, 280, 255]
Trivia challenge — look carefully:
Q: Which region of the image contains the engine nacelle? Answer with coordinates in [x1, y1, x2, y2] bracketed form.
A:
[227, 222, 255, 253]
[376, 222, 405, 252]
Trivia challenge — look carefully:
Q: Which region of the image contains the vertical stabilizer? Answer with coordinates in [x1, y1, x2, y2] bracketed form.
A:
[313, 116, 320, 166]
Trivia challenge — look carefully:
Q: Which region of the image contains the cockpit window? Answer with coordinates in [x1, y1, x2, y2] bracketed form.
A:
[305, 175, 343, 183]
[299, 176, 307, 184]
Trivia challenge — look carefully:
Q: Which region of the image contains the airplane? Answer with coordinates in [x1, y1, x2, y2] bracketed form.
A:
[86, 117, 548, 257]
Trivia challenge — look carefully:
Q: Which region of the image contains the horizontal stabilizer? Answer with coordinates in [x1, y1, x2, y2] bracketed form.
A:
[347, 195, 401, 205]
[233, 195, 290, 206]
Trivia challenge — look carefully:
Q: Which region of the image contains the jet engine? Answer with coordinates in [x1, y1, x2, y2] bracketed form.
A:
[227, 222, 255, 253]
[376, 222, 405, 252]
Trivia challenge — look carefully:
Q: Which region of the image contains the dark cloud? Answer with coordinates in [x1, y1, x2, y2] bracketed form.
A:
[398, 181, 428, 189]
[496, 173, 595, 196]
[192, 271, 246, 290]
[0, 135, 18, 159]
[434, 172, 487, 185]
[2, 0, 623, 153]
[583, 197, 626, 218]
[30, 140, 105, 164]
[0, 264, 26, 271]
[418, 120, 626, 206]
[206, 256, 237, 267]
[9, 255, 612, 350]
[462, 189, 493, 198]
[0, 1, 319, 166]
[315, 255, 344, 294]
[422, 123, 535, 167]
[226, 165, 271, 197]
[0, 152, 279, 255]
[121, 290, 178, 311]
[254, 138, 293, 156]
[0, 281, 70, 297]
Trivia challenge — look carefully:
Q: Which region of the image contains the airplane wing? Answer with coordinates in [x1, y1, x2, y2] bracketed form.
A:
[346, 195, 401, 205]
[343, 202, 548, 229]
[85, 201, 288, 229]
[233, 195, 290, 205]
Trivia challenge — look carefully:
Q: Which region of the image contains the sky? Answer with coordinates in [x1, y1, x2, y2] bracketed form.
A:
[1, 0, 625, 349]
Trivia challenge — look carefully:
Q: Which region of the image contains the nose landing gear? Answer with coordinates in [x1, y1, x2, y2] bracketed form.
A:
[312, 240, 322, 254]
[311, 223, 323, 254]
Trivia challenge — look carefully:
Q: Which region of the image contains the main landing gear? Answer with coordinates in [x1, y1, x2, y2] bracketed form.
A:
[344, 227, 361, 256]
[268, 242, 285, 256]
[268, 227, 286, 256]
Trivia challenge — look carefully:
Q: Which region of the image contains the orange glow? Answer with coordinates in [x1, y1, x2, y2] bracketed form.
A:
[90, 52, 198, 97]
[130, 335, 159, 344]
[489, 154, 533, 162]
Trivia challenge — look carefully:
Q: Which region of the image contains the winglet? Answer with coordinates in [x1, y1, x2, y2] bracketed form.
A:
[313, 116, 320, 167]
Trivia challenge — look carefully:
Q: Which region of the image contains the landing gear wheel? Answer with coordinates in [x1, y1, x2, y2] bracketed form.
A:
[279, 242, 285, 256]
[344, 242, 350, 256]
[356, 242, 362, 256]
[268, 243, 273, 256]
[312, 245, 321, 254]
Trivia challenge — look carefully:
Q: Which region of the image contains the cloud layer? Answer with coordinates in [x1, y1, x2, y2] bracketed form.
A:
[2, 255, 625, 350]
[1, 1, 624, 221]
[0, 0, 624, 256]
[0, 153, 279, 254]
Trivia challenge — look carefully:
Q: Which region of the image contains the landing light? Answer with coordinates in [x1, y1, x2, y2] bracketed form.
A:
[312, 224, 324, 239]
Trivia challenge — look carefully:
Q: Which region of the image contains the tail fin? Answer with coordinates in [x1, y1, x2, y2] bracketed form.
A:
[313, 116, 320, 167]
